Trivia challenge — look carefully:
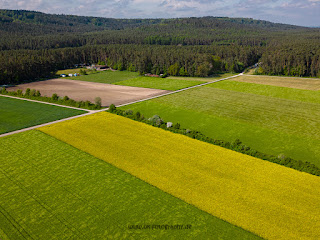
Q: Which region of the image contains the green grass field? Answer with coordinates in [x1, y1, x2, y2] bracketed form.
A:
[0, 96, 85, 134]
[67, 70, 235, 90]
[67, 70, 140, 84]
[56, 68, 84, 75]
[237, 75, 320, 90]
[119, 80, 320, 166]
[114, 76, 203, 90]
[0, 130, 260, 240]
[168, 73, 236, 81]
[210, 80, 320, 104]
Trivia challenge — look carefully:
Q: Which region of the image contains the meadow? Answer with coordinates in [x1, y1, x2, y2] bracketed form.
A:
[0, 96, 85, 134]
[114, 76, 203, 91]
[67, 70, 140, 84]
[39, 112, 320, 240]
[56, 68, 84, 75]
[209, 80, 320, 104]
[168, 73, 236, 81]
[236, 75, 320, 90]
[66, 70, 235, 91]
[119, 80, 320, 166]
[0, 130, 259, 240]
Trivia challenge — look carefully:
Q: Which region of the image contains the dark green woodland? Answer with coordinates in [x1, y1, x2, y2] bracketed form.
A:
[0, 9, 319, 85]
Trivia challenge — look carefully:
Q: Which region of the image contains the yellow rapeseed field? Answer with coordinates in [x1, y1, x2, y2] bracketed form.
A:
[39, 112, 320, 240]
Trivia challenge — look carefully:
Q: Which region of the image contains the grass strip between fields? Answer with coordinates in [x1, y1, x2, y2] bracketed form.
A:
[39, 112, 320, 240]
[66, 70, 236, 90]
[0, 130, 260, 240]
[67, 70, 140, 84]
[114, 76, 203, 91]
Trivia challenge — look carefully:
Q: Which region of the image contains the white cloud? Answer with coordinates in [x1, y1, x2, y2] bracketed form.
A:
[0, 0, 319, 26]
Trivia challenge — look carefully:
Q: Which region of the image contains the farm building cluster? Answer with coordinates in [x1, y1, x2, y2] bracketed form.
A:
[60, 73, 79, 77]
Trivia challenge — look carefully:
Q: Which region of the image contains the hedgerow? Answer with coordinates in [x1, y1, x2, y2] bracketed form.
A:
[1, 87, 101, 110]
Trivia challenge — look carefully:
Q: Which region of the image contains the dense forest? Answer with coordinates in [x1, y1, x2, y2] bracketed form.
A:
[0, 9, 319, 85]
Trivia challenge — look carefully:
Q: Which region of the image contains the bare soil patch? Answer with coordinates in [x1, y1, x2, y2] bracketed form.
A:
[236, 75, 320, 90]
[8, 79, 170, 106]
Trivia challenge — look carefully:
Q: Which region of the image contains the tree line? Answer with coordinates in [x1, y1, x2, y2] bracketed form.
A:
[0, 44, 262, 85]
[257, 41, 320, 77]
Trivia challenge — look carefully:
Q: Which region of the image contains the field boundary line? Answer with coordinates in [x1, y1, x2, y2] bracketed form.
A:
[0, 94, 92, 112]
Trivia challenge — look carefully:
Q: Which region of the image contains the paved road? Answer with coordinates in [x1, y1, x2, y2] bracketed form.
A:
[0, 73, 242, 138]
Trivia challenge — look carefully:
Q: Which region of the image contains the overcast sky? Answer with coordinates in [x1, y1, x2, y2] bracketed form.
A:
[1, 0, 319, 27]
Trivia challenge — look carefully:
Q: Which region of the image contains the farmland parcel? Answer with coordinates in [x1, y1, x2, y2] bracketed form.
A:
[66, 70, 235, 90]
[119, 80, 320, 166]
[235, 75, 320, 90]
[66, 70, 140, 84]
[0, 130, 259, 240]
[40, 112, 320, 240]
[0, 96, 84, 134]
[7, 79, 169, 107]
[113, 76, 203, 91]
